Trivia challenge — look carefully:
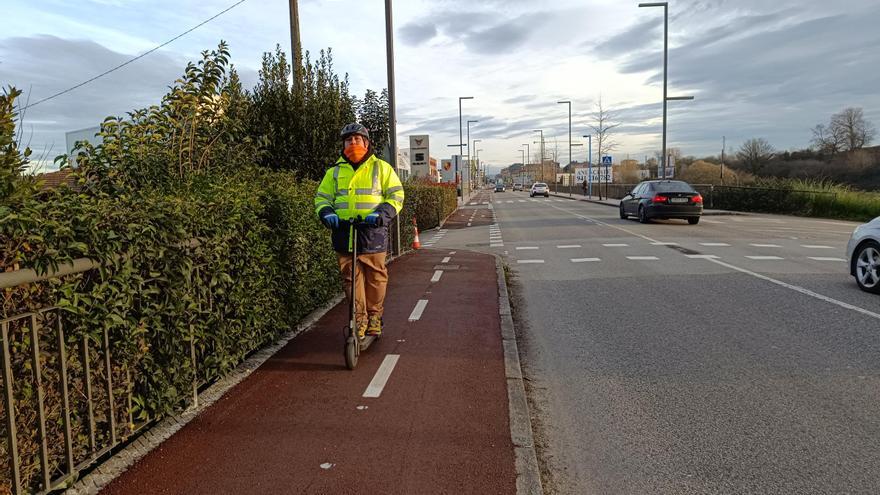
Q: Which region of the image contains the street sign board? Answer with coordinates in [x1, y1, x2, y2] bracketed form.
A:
[602, 155, 613, 166]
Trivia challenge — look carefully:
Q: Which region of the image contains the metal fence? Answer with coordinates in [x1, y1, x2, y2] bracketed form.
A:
[0, 257, 209, 494]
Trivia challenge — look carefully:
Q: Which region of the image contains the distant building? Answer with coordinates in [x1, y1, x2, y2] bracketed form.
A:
[65, 126, 102, 154]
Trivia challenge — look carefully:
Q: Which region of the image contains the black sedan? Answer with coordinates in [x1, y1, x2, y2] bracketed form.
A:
[619, 180, 703, 224]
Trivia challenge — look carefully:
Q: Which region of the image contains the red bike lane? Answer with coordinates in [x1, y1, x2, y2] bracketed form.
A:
[101, 249, 516, 494]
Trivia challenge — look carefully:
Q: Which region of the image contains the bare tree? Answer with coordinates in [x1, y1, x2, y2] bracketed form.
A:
[830, 107, 876, 152]
[736, 138, 775, 174]
[589, 96, 620, 199]
[810, 123, 844, 158]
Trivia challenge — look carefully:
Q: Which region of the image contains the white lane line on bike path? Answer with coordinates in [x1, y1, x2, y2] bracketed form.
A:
[408, 299, 429, 321]
[441, 257, 451, 263]
[431, 270, 443, 282]
[363, 354, 400, 398]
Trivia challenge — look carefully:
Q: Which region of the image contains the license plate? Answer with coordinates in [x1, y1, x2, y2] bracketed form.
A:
[669, 197, 688, 203]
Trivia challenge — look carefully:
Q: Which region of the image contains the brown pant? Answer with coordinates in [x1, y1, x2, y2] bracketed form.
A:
[337, 252, 389, 324]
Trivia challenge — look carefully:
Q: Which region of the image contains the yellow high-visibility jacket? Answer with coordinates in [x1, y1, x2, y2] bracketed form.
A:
[314, 154, 404, 253]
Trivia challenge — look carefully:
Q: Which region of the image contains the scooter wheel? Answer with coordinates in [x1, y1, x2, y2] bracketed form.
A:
[344, 338, 358, 370]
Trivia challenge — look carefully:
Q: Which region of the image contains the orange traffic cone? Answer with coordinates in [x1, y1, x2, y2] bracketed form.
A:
[412, 219, 422, 249]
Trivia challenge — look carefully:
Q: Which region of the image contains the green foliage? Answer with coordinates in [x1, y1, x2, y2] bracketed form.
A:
[249, 46, 356, 180]
[0, 87, 36, 205]
[400, 181, 458, 243]
[357, 89, 390, 160]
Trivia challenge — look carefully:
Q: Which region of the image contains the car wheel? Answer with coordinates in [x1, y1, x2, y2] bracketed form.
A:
[638, 205, 650, 224]
[688, 217, 700, 225]
[619, 204, 627, 219]
[854, 240, 880, 294]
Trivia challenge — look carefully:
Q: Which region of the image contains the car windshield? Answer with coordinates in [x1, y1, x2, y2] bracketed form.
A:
[654, 182, 695, 193]
[534, 183, 547, 187]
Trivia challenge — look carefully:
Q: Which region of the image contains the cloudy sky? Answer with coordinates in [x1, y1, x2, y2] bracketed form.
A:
[3, 0, 879, 174]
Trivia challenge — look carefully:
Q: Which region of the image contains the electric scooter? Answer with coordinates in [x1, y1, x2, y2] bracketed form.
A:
[344, 217, 380, 369]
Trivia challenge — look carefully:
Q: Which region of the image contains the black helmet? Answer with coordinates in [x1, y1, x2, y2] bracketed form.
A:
[340, 123, 370, 141]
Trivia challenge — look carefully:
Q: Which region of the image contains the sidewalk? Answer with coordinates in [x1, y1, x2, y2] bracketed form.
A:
[549, 192, 745, 216]
[96, 249, 530, 495]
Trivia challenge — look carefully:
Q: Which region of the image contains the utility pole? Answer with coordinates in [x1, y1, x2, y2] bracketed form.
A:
[289, 0, 302, 86]
[720, 135, 725, 185]
[384, 0, 399, 254]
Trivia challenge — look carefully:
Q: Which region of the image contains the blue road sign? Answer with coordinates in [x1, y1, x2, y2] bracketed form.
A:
[602, 156, 612, 165]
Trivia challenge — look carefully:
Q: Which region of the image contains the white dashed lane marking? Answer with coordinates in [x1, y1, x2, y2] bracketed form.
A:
[686, 254, 720, 259]
[802, 245, 834, 249]
[430, 270, 443, 282]
[746, 256, 784, 260]
[750, 244, 782, 248]
[557, 245, 582, 249]
[808, 257, 846, 262]
[571, 258, 601, 263]
[700, 243, 731, 247]
[603, 243, 629, 247]
[627, 256, 659, 261]
[441, 257, 451, 263]
[516, 246, 539, 250]
[408, 300, 429, 321]
[517, 260, 545, 264]
[363, 354, 400, 398]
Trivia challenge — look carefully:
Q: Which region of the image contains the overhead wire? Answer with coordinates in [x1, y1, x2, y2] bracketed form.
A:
[20, 0, 248, 111]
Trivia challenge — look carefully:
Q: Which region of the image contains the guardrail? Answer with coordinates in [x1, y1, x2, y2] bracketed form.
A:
[1, 254, 207, 494]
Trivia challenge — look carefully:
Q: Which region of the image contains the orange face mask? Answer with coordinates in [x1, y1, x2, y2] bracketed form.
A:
[344, 143, 369, 164]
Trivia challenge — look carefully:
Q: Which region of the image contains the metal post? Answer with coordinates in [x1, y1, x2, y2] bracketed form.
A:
[662, 3, 668, 179]
[29, 315, 51, 491]
[1, 320, 22, 494]
[55, 313, 75, 477]
[385, 0, 401, 255]
[82, 336, 96, 452]
[103, 326, 116, 446]
[721, 135, 725, 184]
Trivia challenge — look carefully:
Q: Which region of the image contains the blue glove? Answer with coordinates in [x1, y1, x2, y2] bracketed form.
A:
[365, 213, 380, 226]
[322, 213, 339, 229]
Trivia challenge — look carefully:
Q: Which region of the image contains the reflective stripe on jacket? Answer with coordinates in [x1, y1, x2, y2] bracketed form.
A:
[314, 154, 405, 253]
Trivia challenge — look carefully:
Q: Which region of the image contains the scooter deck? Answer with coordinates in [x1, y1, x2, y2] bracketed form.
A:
[359, 335, 379, 351]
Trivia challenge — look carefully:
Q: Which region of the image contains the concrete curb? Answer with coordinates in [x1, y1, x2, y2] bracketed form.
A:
[494, 256, 544, 495]
[65, 293, 345, 495]
[548, 192, 748, 216]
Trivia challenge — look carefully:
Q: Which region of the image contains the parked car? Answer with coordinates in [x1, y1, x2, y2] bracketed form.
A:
[513, 183, 523, 191]
[846, 216, 880, 294]
[530, 182, 549, 197]
[495, 183, 506, 192]
[619, 180, 703, 224]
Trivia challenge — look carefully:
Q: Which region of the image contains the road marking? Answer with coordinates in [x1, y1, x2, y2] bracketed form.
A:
[518, 200, 526, 203]
[557, 245, 582, 249]
[706, 258, 880, 321]
[571, 258, 601, 263]
[431, 270, 443, 282]
[516, 246, 539, 250]
[750, 244, 782, 248]
[627, 256, 659, 261]
[603, 243, 629, 247]
[507, 200, 514, 203]
[449, 251, 456, 254]
[746, 256, 784, 260]
[700, 242, 731, 247]
[441, 257, 451, 263]
[363, 354, 401, 398]
[808, 257, 846, 262]
[490, 243, 504, 247]
[517, 259, 545, 264]
[802, 245, 834, 249]
[651, 242, 678, 246]
[408, 299, 429, 321]
[702, 219, 723, 224]
[686, 254, 720, 259]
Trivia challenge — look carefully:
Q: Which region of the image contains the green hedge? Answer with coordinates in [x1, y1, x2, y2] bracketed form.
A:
[0, 169, 458, 492]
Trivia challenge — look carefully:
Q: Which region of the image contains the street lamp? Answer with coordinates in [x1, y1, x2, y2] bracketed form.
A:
[533, 130, 544, 183]
[558, 100, 571, 196]
[583, 134, 592, 197]
[638, 2, 694, 179]
[467, 119, 478, 163]
[458, 96, 474, 197]
[521, 143, 530, 185]
[472, 139, 482, 192]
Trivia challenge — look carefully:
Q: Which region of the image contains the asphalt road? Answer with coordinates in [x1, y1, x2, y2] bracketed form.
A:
[432, 190, 880, 494]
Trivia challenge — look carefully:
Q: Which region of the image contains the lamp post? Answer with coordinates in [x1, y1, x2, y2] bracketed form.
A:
[638, 2, 694, 179]
[520, 149, 525, 186]
[533, 130, 544, 183]
[472, 139, 482, 193]
[384, 0, 400, 254]
[583, 134, 592, 197]
[521, 143, 530, 185]
[558, 100, 572, 196]
[458, 96, 474, 197]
